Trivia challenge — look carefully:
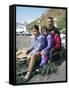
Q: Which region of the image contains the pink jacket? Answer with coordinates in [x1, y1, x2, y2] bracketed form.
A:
[53, 33, 61, 49]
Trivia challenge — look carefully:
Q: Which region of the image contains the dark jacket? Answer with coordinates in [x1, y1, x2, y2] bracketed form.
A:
[48, 26, 60, 36]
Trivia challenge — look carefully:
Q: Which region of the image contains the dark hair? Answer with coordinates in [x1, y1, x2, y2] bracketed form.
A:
[41, 26, 48, 32]
[48, 17, 53, 22]
[31, 25, 39, 32]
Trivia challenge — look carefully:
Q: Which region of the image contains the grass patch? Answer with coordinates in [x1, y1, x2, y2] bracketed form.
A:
[37, 62, 58, 76]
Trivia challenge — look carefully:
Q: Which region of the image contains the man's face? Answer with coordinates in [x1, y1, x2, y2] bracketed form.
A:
[32, 28, 39, 37]
[47, 19, 53, 27]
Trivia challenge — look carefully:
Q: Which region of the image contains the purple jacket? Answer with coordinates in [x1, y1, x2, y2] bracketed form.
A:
[42, 34, 53, 52]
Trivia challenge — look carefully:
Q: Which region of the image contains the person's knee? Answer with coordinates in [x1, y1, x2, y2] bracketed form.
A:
[31, 55, 36, 59]
[37, 52, 41, 56]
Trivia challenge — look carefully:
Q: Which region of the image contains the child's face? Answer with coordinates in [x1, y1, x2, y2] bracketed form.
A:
[32, 28, 39, 36]
[41, 29, 48, 35]
[50, 30, 55, 35]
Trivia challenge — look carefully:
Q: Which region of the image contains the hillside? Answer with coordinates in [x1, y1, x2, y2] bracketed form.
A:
[27, 8, 66, 31]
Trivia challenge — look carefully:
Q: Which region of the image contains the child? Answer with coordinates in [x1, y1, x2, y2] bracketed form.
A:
[24, 25, 46, 81]
[48, 30, 61, 63]
[40, 26, 53, 66]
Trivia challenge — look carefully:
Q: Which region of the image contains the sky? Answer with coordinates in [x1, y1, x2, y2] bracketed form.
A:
[16, 6, 49, 24]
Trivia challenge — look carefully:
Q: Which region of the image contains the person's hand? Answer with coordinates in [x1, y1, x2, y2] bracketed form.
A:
[51, 48, 54, 51]
[48, 60, 51, 64]
[41, 50, 45, 55]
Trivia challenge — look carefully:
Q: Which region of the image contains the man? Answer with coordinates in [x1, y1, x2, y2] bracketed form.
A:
[47, 17, 61, 63]
[24, 25, 46, 81]
[48, 30, 61, 63]
[47, 17, 60, 36]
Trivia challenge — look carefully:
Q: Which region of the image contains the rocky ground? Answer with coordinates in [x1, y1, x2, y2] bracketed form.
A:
[16, 35, 66, 83]
[28, 61, 66, 83]
[16, 34, 31, 49]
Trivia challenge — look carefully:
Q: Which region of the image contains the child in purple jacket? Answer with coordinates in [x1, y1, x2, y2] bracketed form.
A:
[40, 26, 53, 66]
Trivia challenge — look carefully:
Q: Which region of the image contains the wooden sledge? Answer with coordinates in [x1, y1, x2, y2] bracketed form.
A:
[16, 48, 28, 61]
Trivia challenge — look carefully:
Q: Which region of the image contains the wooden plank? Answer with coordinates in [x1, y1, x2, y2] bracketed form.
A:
[16, 48, 28, 60]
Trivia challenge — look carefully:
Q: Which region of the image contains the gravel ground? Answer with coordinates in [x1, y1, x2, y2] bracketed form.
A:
[28, 61, 66, 83]
[16, 34, 31, 49]
[16, 35, 66, 83]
